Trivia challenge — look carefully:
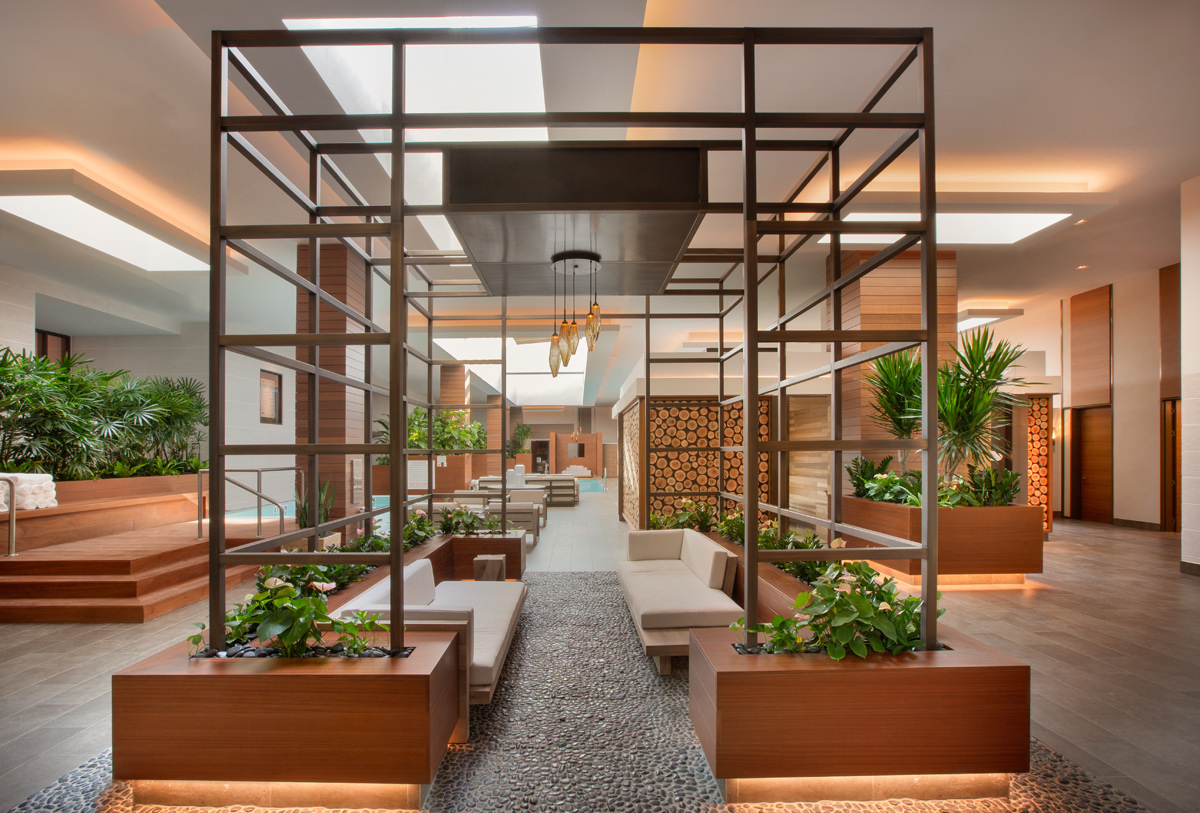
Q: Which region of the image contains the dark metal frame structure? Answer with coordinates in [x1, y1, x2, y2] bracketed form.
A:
[207, 25, 939, 653]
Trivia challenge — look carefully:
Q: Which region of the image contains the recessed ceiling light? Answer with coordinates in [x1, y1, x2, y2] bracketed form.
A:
[1076, 265, 1088, 269]
[1074, 219, 1088, 225]
[956, 308, 1024, 333]
[819, 212, 1071, 245]
[0, 195, 207, 271]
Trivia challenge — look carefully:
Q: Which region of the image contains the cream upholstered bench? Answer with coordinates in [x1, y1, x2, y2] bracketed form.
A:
[616, 529, 742, 675]
[335, 559, 526, 741]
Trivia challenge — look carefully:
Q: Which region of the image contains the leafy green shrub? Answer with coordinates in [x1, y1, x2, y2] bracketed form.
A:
[732, 561, 943, 660]
[846, 456, 1021, 508]
[406, 407, 487, 451]
[965, 464, 1022, 506]
[648, 497, 716, 532]
[0, 349, 207, 480]
[716, 510, 840, 586]
[506, 423, 533, 459]
[402, 509, 436, 550]
[197, 581, 386, 656]
[295, 481, 335, 529]
[846, 455, 893, 497]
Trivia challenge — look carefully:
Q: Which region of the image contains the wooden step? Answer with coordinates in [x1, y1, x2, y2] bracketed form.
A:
[0, 556, 213, 598]
[0, 566, 258, 624]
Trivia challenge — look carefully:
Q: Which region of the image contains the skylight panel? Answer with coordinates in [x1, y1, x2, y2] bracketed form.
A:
[0, 195, 207, 272]
[818, 212, 1070, 245]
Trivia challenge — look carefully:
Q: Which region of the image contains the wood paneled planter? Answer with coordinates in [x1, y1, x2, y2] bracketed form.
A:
[54, 473, 203, 503]
[690, 626, 1030, 801]
[842, 497, 1044, 583]
[2, 474, 206, 553]
[112, 631, 459, 795]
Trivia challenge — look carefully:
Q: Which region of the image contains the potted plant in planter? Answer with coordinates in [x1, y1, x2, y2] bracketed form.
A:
[690, 560, 1030, 795]
[505, 422, 534, 472]
[845, 328, 1044, 582]
[295, 480, 339, 549]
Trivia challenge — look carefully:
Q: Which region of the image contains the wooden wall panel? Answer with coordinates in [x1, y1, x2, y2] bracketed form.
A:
[786, 395, 831, 535]
[552, 432, 602, 477]
[833, 250, 956, 471]
[1069, 286, 1112, 407]
[1160, 263, 1181, 401]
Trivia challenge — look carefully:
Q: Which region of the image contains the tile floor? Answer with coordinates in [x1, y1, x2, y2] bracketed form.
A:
[0, 486, 1198, 813]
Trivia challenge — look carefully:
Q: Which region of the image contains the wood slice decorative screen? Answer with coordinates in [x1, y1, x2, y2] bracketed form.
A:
[1026, 395, 1053, 532]
[648, 402, 720, 517]
[620, 404, 641, 527]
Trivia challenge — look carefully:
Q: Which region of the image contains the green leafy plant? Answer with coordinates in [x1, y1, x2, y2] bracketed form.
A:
[506, 423, 533, 459]
[406, 407, 487, 451]
[333, 610, 389, 656]
[187, 622, 208, 656]
[862, 470, 923, 505]
[937, 328, 1027, 476]
[846, 455, 894, 498]
[864, 351, 922, 473]
[732, 561, 943, 660]
[253, 583, 381, 658]
[965, 464, 1022, 506]
[715, 509, 746, 543]
[373, 417, 391, 465]
[438, 503, 485, 536]
[0, 350, 207, 480]
[648, 497, 716, 532]
[295, 481, 335, 530]
[402, 509, 436, 550]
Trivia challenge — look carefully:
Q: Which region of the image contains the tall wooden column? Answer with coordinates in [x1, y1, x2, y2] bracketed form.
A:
[833, 249, 957, 471]
[486, 395, 503, 475]
[296, 243, 367, 524]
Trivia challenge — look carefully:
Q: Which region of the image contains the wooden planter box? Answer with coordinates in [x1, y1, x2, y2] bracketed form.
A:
[113, 631, 459, 792]
[505, 453, 533, 472]
[54, 473, 203, 503]
[842, 496, 1044, 580]
[690, 626, 1029, 800]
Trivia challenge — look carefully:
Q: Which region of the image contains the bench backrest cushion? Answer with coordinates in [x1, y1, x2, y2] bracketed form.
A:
[627, 529, 683, 561]
[680, 531, 731, 589]
[404, 559, 437, 606]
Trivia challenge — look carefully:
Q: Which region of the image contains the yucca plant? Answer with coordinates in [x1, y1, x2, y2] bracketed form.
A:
[864, 351, 922, 473]
[937, 328, 1026, 477]
[861, 328, 1028, 479]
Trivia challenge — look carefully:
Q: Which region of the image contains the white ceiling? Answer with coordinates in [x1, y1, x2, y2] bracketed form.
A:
[0, 0, 1197, 407]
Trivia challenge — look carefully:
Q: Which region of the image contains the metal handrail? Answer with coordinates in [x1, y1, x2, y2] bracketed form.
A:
[1, 476, 17, 557]
[197, 466, 304, 539]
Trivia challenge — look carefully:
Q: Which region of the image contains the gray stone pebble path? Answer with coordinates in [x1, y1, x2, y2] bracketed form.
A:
[7, 573, 1159, 813]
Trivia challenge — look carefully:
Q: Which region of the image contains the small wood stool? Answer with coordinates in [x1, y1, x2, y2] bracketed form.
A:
[473, 554, 506, 581]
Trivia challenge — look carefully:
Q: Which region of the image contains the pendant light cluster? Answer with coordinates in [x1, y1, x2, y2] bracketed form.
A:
[548, 250, 602, 378]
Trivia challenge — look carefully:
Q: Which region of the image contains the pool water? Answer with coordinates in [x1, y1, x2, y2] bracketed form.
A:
[578, 479, 606, 493]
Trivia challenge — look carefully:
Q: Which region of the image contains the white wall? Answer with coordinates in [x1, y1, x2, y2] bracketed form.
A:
[75, 323, 297, 511]
[1180, 176, 1200, 568]
[1111, 272, 1162, 525]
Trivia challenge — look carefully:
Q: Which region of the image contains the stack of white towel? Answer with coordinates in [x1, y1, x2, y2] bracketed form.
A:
[0, 473, 58, 512]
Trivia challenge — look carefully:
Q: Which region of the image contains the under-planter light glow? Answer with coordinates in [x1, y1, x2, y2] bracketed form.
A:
[818, 212, 1071, 245]
[0, 195, 207, 271]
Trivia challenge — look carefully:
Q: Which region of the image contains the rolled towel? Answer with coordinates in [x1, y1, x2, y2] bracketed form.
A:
[22, 473, 53, 484]
[36, 497, 53, 509]
[16, 484, 33, 497]
[44, 498, 58, 509]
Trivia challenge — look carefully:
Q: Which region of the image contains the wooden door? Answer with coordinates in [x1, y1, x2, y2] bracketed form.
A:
[1162, 400, 1181, 532]
[1074, 406, 1113, 523]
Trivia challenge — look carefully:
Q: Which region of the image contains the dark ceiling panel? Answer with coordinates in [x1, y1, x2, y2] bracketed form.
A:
[443, 145, 705, 296]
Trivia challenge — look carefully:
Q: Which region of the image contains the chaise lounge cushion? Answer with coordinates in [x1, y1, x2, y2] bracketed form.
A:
[435, 580, 524, 686]
[617, 559, 742, 629]
[336, 561, 526, 688]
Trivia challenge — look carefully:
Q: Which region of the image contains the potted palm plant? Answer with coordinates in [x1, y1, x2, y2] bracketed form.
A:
[844, 328, 1044, 582]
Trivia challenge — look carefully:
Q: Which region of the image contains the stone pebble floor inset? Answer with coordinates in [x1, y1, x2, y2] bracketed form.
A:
[9, 572, 1159, 813]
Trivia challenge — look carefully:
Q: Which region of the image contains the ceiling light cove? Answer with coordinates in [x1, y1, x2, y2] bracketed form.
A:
[818, 212, 1071, 245]
[0, 195, 207, 272]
